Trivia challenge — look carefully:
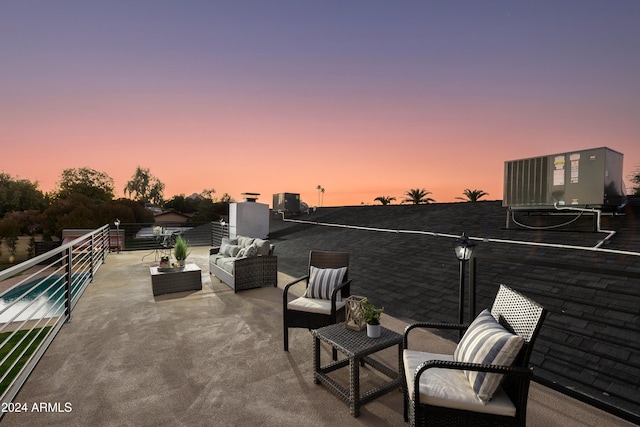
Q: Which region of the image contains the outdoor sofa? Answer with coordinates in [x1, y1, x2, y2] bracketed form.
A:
[209, 235, 277, 293]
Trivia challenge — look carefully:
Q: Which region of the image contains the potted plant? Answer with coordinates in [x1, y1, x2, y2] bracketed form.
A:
[361, 298, 384, 338]
[173, 236, 190, 267]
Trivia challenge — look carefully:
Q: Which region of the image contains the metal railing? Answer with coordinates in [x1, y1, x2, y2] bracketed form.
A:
[0, 225, 111, 410]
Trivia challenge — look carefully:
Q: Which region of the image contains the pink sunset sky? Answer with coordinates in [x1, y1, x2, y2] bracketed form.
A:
[2, 2, 639, 207]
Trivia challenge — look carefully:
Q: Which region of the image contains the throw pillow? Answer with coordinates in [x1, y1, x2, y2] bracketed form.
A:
[220, 244, 241, 257]
[303, 266, 347, 301]
[454, 309, 524, 404]
[221, 237, 238, 246]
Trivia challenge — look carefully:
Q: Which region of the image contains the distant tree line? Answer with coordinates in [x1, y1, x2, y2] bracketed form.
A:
[0, 166, 233, 261]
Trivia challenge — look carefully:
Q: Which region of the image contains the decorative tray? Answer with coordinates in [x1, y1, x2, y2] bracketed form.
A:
[158, 266, 185, 272]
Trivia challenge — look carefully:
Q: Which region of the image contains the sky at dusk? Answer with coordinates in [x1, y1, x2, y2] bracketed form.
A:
[2, 1, 639, 207]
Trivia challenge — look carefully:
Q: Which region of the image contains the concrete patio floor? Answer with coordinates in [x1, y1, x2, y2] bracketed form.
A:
[2, 248, 634, 426]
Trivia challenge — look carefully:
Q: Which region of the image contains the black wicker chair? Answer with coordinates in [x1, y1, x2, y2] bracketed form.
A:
[403, 284, 547, 427]
[283, 251, 351, 357]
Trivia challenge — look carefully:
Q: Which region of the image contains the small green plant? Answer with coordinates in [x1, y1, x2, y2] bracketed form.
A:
[173, 236, 189, 261]
[361, 298, 384, 325]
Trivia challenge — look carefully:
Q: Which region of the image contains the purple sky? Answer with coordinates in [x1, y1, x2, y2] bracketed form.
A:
[2, 1, 639, 205]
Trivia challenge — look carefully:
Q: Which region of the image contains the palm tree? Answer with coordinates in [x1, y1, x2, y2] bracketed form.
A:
[374, 196, 396, 205]
[456, 189, 489, 202]
[402, 188, 435, 204]
[316, 185, 325, 207]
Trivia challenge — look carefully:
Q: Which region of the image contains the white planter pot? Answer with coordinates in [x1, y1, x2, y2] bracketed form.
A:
[367, 323, 381, 338]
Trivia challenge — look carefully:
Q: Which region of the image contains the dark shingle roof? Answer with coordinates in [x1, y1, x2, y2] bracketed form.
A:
[270, 199, 640, 423]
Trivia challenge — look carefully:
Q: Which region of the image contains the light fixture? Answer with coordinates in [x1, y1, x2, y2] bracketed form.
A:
[114, 219, 121, 253]
[454, 233, 476, 334]
[454, 232, 475, 261]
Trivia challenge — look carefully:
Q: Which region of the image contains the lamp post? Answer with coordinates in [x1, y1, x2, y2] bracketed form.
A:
[114, 219, 121, 253]
[454, 233, 476, 332]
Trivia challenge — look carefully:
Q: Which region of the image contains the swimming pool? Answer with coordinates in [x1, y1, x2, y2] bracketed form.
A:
[0, 274, 86, 323]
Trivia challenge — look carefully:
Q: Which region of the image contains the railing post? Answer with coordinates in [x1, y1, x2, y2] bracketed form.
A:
[65, 246, 73, 322]
[469, 257, 476, 320]
[90, 233, 95, 282]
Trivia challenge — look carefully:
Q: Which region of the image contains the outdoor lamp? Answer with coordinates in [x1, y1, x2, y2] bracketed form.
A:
[454, 233, 475, 261]
[114, 219, 121, 253]
[454, 233, 476, 334]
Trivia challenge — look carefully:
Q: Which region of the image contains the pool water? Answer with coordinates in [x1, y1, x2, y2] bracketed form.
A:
[0, 275, 86, 322]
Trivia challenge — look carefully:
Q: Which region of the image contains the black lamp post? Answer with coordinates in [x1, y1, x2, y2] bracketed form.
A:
[454, 233, 476, 330]
[114, 219, 121, 253]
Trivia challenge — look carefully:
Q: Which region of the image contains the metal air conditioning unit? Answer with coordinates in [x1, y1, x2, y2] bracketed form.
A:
[503, 147, 626, 210]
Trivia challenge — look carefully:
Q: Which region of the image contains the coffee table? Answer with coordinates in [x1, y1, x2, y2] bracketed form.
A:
[149, 263, 202, 296]
[311, 322, 403, 417]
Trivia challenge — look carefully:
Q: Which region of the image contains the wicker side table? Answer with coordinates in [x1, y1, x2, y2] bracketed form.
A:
[150, 263, 202, 296]
[311, 322, 403, 417]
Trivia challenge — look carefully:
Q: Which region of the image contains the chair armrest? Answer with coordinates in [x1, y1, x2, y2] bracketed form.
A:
[413, 359, 533, 406]
[210, 246, 220, 255]
[404, 322, 468, 349]
[283, 275, 310, 302]
[330, 279, 352, 313]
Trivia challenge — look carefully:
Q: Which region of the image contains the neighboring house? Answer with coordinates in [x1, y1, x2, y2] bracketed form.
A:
[153, 211, 192, 224]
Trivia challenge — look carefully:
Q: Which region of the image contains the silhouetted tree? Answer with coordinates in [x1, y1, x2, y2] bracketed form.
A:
[56, 167, 115, 201]
[374, 196, 396, 205]
[402, 188, 435, 204]
[124, 166, 165, 205]
[456, 189, 489, 202]
[0, 173, 46, 217]
[630, 167, 640, 196]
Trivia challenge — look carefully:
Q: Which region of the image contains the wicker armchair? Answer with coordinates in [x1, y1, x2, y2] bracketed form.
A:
[283, 251, 351, 356]
[403, 284, 547, 427]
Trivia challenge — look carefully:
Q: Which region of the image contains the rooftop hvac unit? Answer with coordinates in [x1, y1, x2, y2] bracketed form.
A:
[503, 147, 626, 210]
[272, 193, 300, 215]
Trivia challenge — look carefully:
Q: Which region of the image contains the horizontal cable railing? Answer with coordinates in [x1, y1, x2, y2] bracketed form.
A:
[0, 225, 110, 412]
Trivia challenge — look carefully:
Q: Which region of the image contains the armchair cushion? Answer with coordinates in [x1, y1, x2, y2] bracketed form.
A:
[287, 297, 346, 315]
[403, 350, 516, 417]
[303, 266, 347, 300]
[454, 309, 524, 403]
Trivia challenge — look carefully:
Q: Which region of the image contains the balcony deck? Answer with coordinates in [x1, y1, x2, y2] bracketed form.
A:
[2, 248, 634, 426]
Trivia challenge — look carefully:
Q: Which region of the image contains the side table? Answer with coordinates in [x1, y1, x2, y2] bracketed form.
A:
[150, 263, 202, 296]
[311, 322, 403, 417]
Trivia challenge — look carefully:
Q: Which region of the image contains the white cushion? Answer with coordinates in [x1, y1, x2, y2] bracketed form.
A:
[303, 266, 347, 300]
[253, 239, 271, 256]
[236, 236, 255, 248]
[454, 309, 524, 403]
[403, 350, 517, 417]
[220, 243, 241, 257]
[287, 297, 345, 315]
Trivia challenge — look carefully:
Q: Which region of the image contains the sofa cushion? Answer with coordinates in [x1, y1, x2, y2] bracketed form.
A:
[303, 266, 347, 301]
[220, 243, 241, 257]
[215, 257, 236, 274]
[236, 243, 258, 258]
[454, 309, 524, 403]
[253, 239, 271, 256]
[221, 237, 238, 246]
[237, 236, 255, 248]
[403, 350, 516, 416]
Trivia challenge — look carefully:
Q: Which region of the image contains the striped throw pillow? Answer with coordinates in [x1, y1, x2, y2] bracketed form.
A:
[454, 309, 524, 403]
[303, 266, 347, 301]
